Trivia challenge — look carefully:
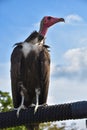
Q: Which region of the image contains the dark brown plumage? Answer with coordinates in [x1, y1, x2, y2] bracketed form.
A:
[11, 35, 50, 130]
[11, 16, 64, 130]
[11, 33, 50, 108]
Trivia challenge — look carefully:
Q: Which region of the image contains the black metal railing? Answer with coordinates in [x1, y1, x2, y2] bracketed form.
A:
[0, 101, 87, 129]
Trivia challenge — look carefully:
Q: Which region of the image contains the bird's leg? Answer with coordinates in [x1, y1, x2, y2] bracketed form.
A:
[34, 88, 40, 113]
[16, 90, 26, 117]
[16, 82, 27, 117]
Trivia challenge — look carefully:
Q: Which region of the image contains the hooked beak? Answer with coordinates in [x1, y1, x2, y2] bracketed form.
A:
[58, 18, 65, 22]
[54, 17, 65, 23]
[47, 17, 65, 27]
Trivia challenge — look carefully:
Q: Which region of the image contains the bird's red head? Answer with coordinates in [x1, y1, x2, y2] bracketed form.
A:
[39, 16, 65, 36]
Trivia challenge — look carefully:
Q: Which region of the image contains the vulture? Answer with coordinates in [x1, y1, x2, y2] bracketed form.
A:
[11, 16, 64, 130]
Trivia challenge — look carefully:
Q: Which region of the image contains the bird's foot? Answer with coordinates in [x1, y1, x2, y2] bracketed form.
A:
[16, 105, 26, 118]
[30, 103, 36, 107]
[29, 104, 39, 113]
[13, 108, 18, 110]
[34, 103, 48, 114]
[34, 104, 39, 114]
[42, 103, 48, 106]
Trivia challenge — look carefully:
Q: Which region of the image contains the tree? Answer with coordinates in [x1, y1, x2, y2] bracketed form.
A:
[0, 91, 13, 112]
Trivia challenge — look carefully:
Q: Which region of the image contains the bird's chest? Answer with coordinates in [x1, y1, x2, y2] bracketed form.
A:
[21, 43, 41, 85]
[22, 42, 42, 58]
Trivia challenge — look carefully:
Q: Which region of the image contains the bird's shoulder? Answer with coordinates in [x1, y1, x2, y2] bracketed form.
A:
[13, 42, 23, 48]
[11, 42, 23, 60]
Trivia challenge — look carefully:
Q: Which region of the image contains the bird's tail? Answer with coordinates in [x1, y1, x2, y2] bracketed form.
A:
[26, 123, 39, 130]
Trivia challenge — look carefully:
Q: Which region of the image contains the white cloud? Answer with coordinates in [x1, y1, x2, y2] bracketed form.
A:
[64, 47, 87, 69]
[51, 47, 87, 80]
[48, 78, 87, 104]
[65, 14, 83, 24]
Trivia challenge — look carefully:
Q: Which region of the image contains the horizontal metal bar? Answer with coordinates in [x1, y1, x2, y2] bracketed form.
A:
[0, 101, 87, 128]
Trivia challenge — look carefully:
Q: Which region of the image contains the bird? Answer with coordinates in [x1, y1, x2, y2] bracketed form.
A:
[11, 16, 65, 130]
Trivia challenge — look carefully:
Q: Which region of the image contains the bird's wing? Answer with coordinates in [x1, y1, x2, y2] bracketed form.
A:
[11, 44, 23, 108]
[39, 47, 50, 104]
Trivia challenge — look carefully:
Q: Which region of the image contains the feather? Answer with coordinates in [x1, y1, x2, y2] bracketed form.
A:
[11, 34, 50, 129]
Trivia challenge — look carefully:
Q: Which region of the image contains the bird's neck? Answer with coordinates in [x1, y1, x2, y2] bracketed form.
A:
[30, 36, 45, 45]
[39, 26, 48, 37]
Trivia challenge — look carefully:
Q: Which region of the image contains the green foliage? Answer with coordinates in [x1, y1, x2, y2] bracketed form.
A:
[0, 126, 26, 130]
[40, 122, 64, 130]
[0, 91, 13, 112]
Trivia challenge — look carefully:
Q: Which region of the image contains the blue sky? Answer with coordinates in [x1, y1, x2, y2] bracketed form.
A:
[0, 0, 87, 128]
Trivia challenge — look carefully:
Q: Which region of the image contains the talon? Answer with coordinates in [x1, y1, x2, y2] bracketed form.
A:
[34, 88, 40, 114]
[16, 89, 26, 118]
[34, 103, 47, 113]
[30, 104, 36, 107]
[16, 105, 26, 118]
[13, 108, 18, 110]
[34, 104, 38, 114]
[17, 108, 20, 118]
[43, 103, 48, 106]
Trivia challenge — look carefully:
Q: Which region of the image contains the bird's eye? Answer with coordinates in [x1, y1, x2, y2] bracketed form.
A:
[47, 17, 51, 20]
